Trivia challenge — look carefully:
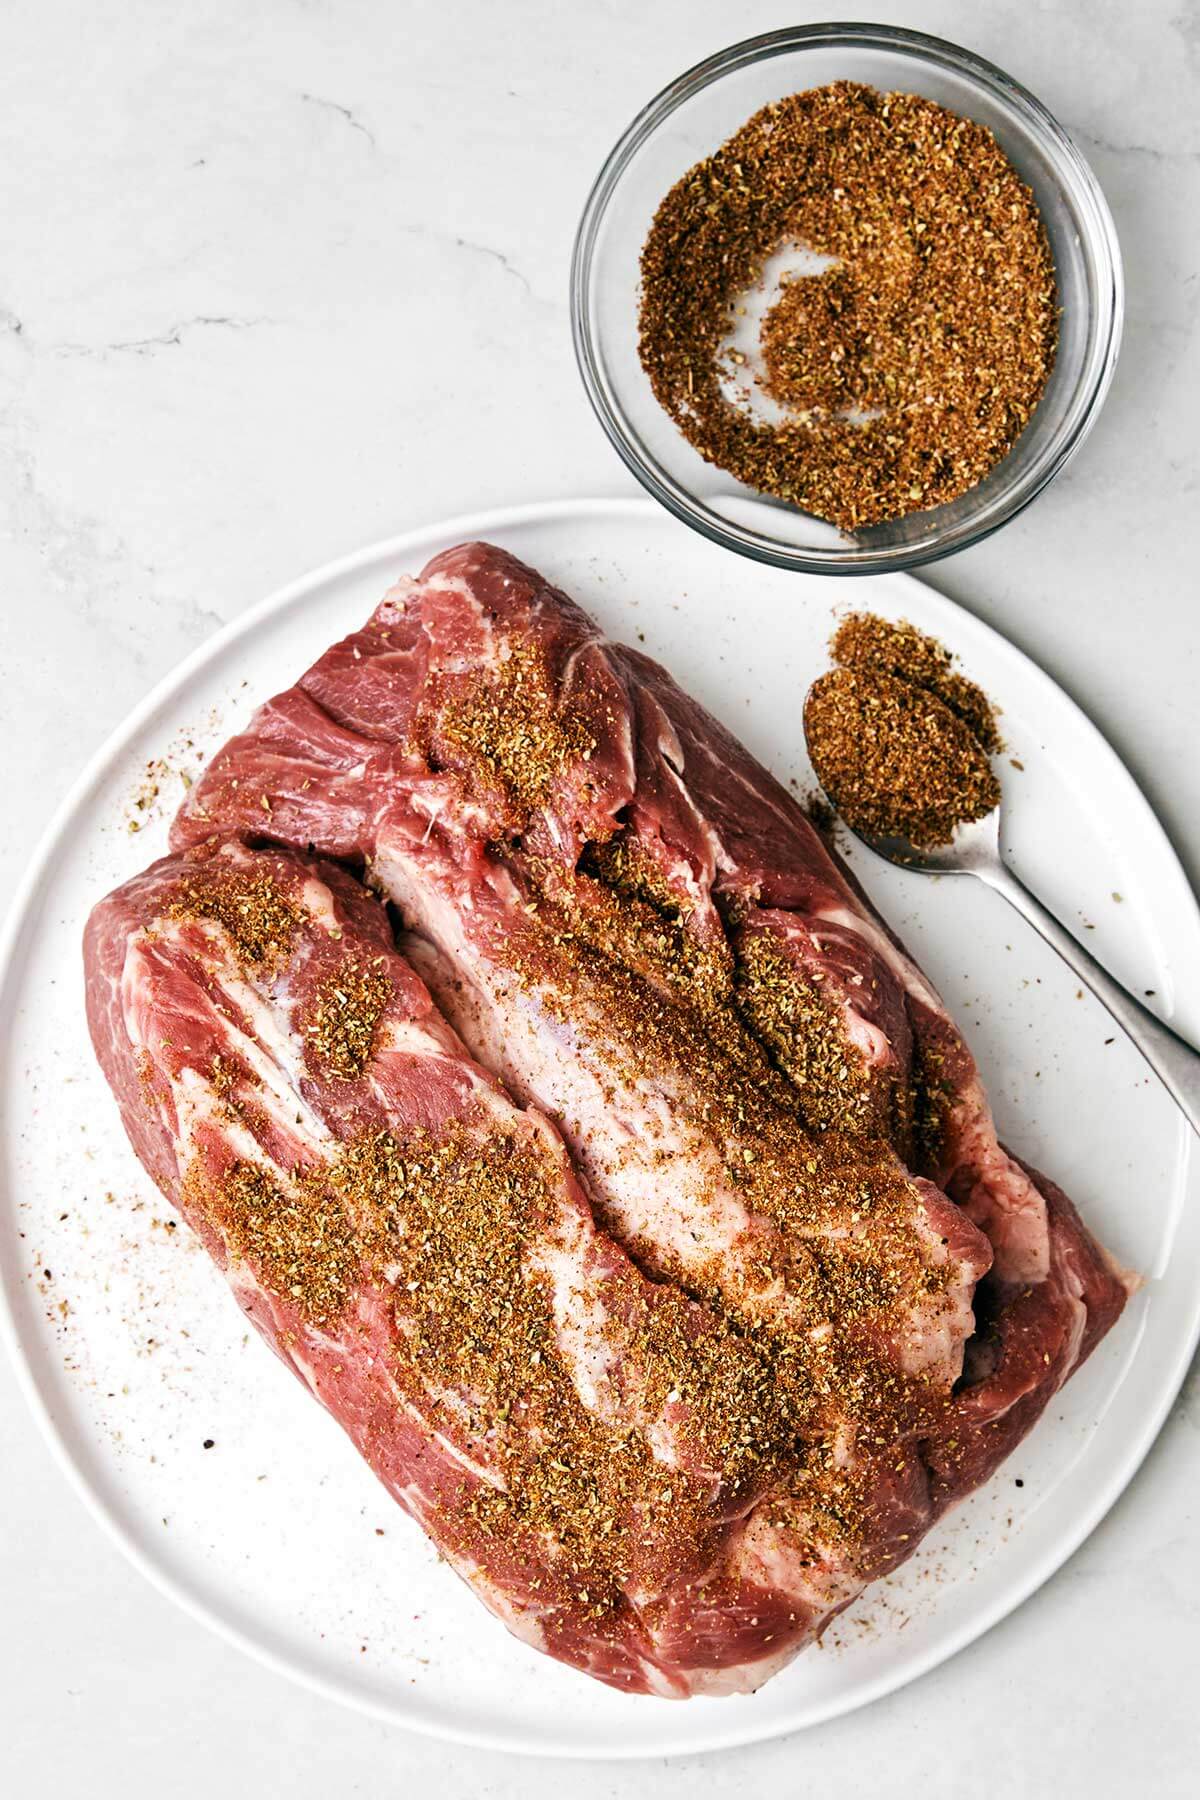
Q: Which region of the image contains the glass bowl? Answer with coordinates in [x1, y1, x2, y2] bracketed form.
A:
[570, 23, 1123, 575]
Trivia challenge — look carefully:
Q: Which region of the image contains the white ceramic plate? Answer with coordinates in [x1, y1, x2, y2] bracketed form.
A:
[2, 498, 1197, 1759]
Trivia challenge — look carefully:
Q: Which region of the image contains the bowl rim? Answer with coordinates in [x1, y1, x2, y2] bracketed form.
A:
[570, 20, 1125, 576]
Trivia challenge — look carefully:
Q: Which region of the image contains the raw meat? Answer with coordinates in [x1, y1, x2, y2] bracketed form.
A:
[85, 838, 985, 1695]
[88, 542, 1128, 1697]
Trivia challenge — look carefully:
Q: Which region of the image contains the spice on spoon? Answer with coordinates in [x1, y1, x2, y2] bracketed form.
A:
[805, 614, 1001, 847]
[829, 612, 1002, 753]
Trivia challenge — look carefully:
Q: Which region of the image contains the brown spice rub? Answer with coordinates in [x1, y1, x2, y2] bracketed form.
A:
[569, 845, 886, 1144]
[324, 1123, 808, 1583]
[497, 913, 957, 1548]
[564, 841, 906, 1151]
[303, 956, 393, 1080]
[760, 264, 863, 413]
[509, 882, 949, 1356]
[167, 866, 303, 968]
[805, 666, 1001, 848]
[543, 851, 881, 1142]
[569, 848, 735, 1013]
[638, 82, 1057, 530]
[195, 1159, 360, 1325]
[732, 927, 882, 1137]
[585, 834, 692, 921]
[434, 640, 597, 817]
[169, 875, 957, 1579]
[832, 612, 1001, 752]
[361, 1108, 943, 1578]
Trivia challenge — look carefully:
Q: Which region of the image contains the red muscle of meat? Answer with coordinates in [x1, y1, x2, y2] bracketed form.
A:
[92, 543, 1127, 1696]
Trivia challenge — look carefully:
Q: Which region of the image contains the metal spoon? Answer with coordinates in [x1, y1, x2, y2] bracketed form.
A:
[805, 784, 1200, 1135]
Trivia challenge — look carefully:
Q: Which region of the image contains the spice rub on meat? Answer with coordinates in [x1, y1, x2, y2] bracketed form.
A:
[94, 840, 958, 1695]
[90, 543, 1128, 1698]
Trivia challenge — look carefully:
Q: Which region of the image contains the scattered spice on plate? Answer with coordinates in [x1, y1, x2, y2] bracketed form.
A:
[805, 614, 1002, 847]
[638, 82, 1057, 530]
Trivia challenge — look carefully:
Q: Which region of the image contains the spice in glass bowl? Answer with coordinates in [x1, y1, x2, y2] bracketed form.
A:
[638, 82, 1058, 531]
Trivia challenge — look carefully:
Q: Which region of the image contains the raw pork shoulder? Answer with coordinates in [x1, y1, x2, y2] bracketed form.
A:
[86, 543, 1127, 1697]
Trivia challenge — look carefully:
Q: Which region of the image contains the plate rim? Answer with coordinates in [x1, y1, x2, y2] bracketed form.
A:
[1, 494, 1197, 1759]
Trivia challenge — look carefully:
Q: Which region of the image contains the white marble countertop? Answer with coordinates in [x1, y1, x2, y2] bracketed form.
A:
[2, 1, 1197, 1793]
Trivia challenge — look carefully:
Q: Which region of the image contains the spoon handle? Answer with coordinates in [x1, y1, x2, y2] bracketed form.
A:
[977, 859, 1200, 1134]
